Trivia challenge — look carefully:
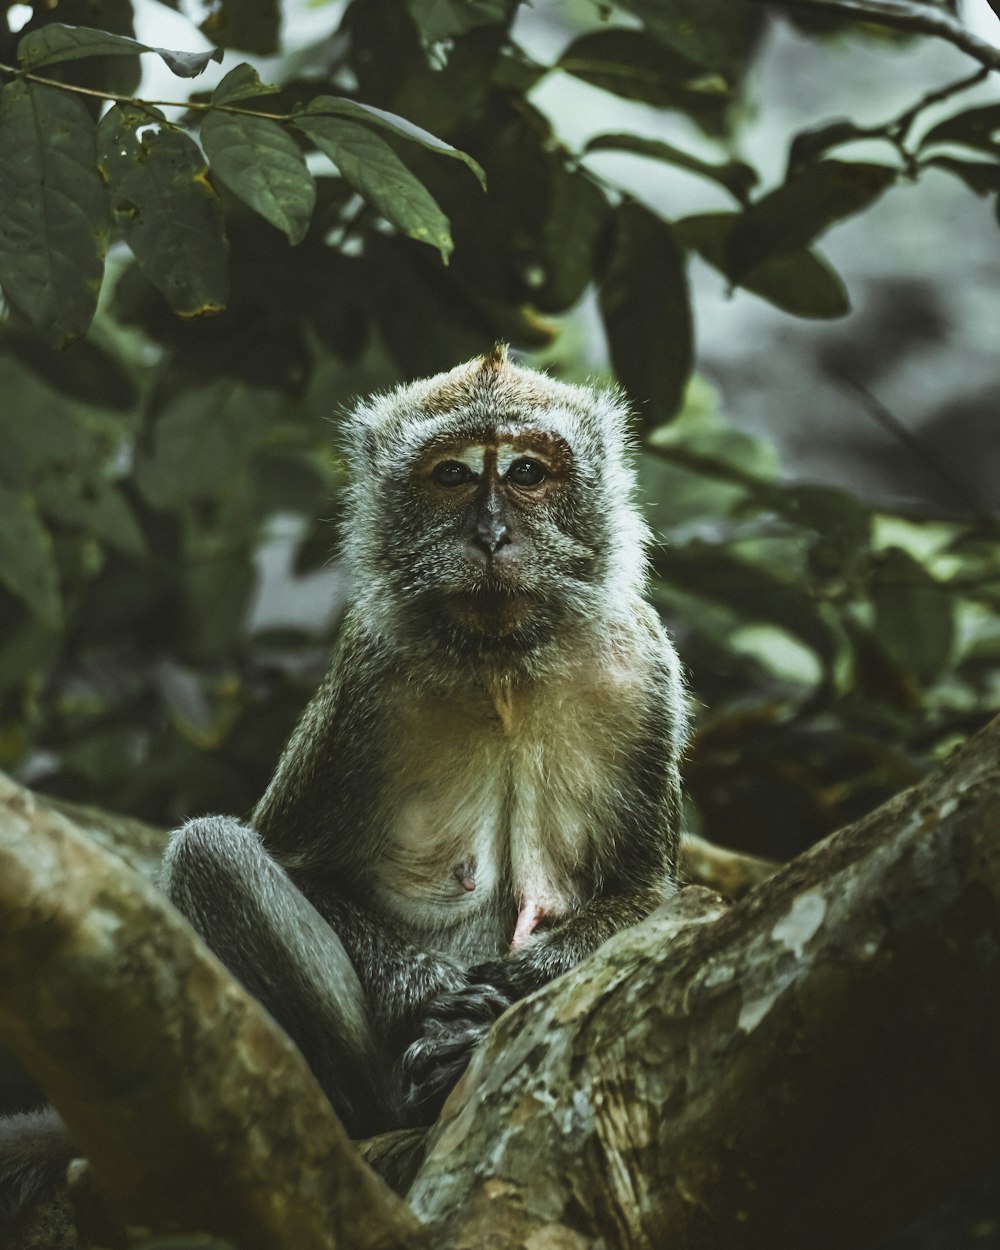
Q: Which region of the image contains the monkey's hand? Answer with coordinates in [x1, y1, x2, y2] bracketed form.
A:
[400, 980, 511, 1123]
[465, 954, 543, 999]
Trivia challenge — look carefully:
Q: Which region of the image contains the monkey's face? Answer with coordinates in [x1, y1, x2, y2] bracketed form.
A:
[341, 351, 650, 668]
[408, 430, 589, 639]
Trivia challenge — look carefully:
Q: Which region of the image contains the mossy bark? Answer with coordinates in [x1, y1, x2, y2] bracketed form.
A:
[1, 714, 998, 1248]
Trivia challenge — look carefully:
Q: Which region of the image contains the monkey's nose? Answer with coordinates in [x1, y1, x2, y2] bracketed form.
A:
[470, 520, 511, 556]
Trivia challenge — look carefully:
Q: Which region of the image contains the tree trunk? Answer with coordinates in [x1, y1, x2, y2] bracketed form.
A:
[1, 713, 998, 1249]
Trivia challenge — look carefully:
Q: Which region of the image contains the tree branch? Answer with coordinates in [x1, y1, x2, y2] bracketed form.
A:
[0, 774, 422, 1250]
[407, 715, 1000, 1249]
[1, 709, 997, 1248]
[758, 0, 1000, 71]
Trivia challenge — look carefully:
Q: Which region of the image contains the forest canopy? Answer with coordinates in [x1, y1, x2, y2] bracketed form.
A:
[0, 0, 998, 896]
[1, 3, 999, 1248]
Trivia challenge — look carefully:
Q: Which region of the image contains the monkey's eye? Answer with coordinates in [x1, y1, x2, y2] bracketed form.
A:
[507, 459, 547, 488]
[432, 460, 475, 487]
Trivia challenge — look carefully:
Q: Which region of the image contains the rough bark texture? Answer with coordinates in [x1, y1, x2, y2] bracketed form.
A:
[0, 774, 421, 1250]
[405, 719, 1000, 1249]
[0, 714, 998, 1249]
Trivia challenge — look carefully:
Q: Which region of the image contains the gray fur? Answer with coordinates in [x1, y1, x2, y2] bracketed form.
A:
[0, 350, 689, 1214]
[241, 349, 687, 1123]
[0, 1107, 74, 1231]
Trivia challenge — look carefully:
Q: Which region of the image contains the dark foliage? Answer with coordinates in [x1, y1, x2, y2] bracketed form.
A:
[0, 0, 998, 866]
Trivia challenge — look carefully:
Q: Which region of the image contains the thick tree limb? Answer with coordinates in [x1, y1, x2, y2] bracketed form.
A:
[678, 832, 776, 897]
[405, 716, 1000, 1249]
[0, 774, 421, 1250]
[1, 711, 998, 1248]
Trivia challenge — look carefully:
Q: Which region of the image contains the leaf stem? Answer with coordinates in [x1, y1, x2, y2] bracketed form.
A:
[880, 66, 989, 173]
[0, 62, 291, 121]
[889, 66, 990, 152]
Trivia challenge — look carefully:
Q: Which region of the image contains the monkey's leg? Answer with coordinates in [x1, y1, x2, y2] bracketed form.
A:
[162, 817, 390, 1137]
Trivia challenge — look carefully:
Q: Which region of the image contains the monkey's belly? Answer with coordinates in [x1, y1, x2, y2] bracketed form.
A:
[375, 840, 573, 963]
[375, 875, 513, 964]
[375, 732, 593, 958]
[374, 832, 512, 961]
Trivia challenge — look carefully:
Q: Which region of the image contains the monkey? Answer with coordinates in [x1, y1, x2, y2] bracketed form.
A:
[0, 344, 687, 1221]
[160, 343, 688, 1123]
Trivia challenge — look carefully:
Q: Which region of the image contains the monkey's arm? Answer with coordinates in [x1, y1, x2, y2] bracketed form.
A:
[471, 886, 670, 996]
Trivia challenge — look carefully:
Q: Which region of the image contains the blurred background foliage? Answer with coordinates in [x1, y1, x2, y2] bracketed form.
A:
[0, 0, 999, 877]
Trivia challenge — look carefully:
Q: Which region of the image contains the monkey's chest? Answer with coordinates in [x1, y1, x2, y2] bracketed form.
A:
[371, 688, 621, 961]
[374, 787, 585, 961]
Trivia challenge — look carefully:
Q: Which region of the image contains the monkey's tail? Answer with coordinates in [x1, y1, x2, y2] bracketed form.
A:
[0, 1105, 76, 1230]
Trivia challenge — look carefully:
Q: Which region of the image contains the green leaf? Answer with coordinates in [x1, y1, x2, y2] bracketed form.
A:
[870, 546, 954, 684]
[614, 0, 762, 74]
[788, 119, 876, 173]
[294, 115, 453, 260]
[0, 80, 109, 346]
[18, 23, 144, 66]
[406, 0, 513, 40]
[763, 252, 847, 317]
[920, 102, 1000, 154]
[98, 107, 229, 316]
[761, 483, 872, 578]
[0, 327, 137, 411]
[201, 110, 316, 245]
[598, 201, 692, 427]
[0, 363, 94, 489]
[676, 212, 850, 318]
[0, 486, 62, 627]
[585, 132, 757, 203]
[653, 542, 839, 672]
[532, 159, 609, 312]
[134, 384, 265, 509]
[740, 249, 850, 319]
[212, 63, 280, 105]
[35, 476, 145, 557]
[922, 154, 1000, 195]
[558, 29, 731, 112]
[18, 22, 224, 78]
[728, 161, 896, 277]
[302, 95, 486, 189]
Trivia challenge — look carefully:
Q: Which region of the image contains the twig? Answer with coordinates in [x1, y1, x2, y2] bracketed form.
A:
[836, 372, 998, 523]
[0, 62, 290, 121]
[749, 0, 1000, 71]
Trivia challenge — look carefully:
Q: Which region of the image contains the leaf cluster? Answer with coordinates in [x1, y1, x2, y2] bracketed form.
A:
[643, 385, 1000, 859]
[0, 0, 998, 858]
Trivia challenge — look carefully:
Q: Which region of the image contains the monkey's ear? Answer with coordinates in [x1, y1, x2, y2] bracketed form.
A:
[354, 422, 380, 464]
[338, 400, 386, 467]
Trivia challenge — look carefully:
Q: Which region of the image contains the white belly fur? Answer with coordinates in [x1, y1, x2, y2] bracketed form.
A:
[373, 659, 643, 961]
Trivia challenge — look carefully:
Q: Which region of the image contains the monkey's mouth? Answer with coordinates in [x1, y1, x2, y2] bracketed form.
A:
[444, 584, 537, 637]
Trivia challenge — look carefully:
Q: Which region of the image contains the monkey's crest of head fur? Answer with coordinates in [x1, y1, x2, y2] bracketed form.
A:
[338, 347, 653, 677]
